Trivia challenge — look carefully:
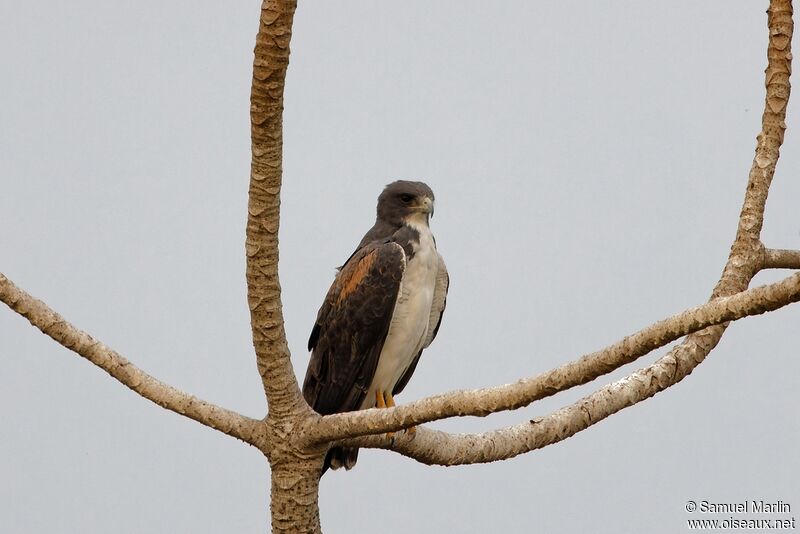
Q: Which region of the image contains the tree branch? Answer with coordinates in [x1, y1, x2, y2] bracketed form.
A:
[709, 0, 793, 300]
[308, 270, 800, 443]
[0, 272, 266, 448]
[247, 0, 306, 420]
[763, 247, 800, 269]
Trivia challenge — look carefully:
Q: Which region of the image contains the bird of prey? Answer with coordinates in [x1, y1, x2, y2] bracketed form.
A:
[303, 180, 449, 473]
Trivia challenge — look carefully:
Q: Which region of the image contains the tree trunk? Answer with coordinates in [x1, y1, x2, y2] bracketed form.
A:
[270, 456, 323, 533]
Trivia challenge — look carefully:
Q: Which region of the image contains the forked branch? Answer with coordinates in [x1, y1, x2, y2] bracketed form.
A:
[247, 0, 306, 422]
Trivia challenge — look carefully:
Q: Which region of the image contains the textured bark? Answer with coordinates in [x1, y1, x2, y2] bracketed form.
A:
[247, 0, 305, 420]
[763, 247, 800, 269]
[270, 454, 325, 533]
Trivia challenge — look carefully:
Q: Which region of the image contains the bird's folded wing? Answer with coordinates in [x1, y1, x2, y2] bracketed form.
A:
[303, 241, 406, 414]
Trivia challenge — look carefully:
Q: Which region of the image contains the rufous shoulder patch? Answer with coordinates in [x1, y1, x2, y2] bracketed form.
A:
[336, 249, 377, 304]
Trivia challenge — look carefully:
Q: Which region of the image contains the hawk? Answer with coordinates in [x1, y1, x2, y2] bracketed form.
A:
[303, 180, 449, 473]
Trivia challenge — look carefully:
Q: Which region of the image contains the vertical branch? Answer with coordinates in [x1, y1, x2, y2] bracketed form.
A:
[247, 0, 303, 419]
[714, 0, 793, 297]
[249, 3, 325, 531]
[653, 0, 793, 379]
[665, 0, 794, 383]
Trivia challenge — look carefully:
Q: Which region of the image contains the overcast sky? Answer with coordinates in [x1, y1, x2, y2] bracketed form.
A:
[2, 1, 799, 533]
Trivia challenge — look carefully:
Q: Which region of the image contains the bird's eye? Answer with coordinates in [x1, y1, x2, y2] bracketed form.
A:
[400, 194, 414, 203]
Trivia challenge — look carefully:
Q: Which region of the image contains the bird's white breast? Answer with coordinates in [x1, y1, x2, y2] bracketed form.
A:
[362, 218, 438, 408]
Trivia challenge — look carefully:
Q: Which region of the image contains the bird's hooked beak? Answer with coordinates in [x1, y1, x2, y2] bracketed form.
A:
[421, 196, 434, 218]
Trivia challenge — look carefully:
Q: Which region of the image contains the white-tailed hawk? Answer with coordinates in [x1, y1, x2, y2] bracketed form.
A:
[303, 180, 449, 473]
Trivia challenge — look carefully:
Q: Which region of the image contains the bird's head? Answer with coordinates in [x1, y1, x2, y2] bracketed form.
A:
[377, 180, 435, 227]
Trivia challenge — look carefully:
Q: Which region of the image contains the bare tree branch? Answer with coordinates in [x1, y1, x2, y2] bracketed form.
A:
[709, 0, 793, 302]
[763, 247, 800, 269]
[0, 272, 266, 447]
[308, 269, 800, 443]
[247, 0, 307, 420]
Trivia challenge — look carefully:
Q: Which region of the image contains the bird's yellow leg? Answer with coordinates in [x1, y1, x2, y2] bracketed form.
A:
[375, 390, 386, 409]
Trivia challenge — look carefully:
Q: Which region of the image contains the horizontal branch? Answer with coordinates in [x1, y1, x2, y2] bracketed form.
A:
[0, 272, 266, 449]
[307, 270, 800, 444]
[763, 247, 800, 269]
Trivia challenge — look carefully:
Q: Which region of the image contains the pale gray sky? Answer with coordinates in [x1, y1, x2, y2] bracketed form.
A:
[2, 2, 798, 533]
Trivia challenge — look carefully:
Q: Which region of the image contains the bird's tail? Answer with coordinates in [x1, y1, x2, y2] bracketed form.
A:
[323, 446, 359, 474]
